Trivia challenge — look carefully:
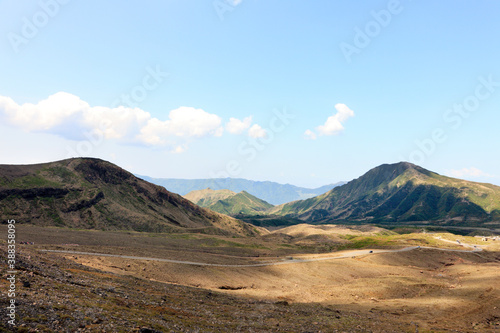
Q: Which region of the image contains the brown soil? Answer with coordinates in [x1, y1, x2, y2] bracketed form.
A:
[1, 225, 499, 332]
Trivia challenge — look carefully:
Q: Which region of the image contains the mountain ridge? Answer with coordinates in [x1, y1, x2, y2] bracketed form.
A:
[271, 162, 500, 225]
[0, 158, 263, 237]
[137, 176, 344, 205]
[184, 188, 274, 216]
[184, 188, 236, 207]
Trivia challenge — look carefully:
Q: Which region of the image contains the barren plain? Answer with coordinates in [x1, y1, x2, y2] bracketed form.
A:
[1, 224, 499, 332]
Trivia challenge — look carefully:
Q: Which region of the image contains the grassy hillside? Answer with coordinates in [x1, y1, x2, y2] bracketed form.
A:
[184, 188, 273, 216]
[184, 188, 236, 207]
[208, 191, 274, 215]
[0, 158, 263, 237]
[271, 162, 500, 225]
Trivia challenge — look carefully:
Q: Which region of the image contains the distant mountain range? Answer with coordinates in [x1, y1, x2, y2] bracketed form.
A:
[0, 158, 262, 236]
[136, 176, 344, 205]
[2, 159, 499, 232]
[184, 188, 273, 216]
[271, 162, 500, 226]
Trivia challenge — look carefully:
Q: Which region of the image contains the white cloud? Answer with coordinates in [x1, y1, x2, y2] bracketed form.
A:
[0, 92, 88, 133]
[0, 92, 224, 151]
[304, 129, 317, 140]
[225, 116, 252, 134]
[167, 107, 223, 137]
[303, 103, 354, 139]
[447, 167, 494, 179]
[317, 103, 354, 136]
[138, 106, 223, 145]
[248, 124, 267, 138]
[84, 105, 150, 140]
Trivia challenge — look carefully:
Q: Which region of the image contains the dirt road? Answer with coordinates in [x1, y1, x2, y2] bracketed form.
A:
[41, 238, 483, 267]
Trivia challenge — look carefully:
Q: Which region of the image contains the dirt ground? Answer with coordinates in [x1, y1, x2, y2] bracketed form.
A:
[68, 248, 500, 331]
[2, 224, 500, 332]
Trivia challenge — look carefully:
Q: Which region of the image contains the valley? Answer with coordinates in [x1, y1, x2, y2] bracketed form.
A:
[1, 224, 499, 332]
[4, 2, 499, 331]
[1, 158, 500, 332]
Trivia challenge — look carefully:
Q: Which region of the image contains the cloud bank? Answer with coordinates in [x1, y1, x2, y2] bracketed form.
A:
[0, 92, 263, 152]
[304, 103, 354, 139]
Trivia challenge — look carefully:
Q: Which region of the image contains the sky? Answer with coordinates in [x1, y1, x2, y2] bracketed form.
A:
[0, 0, 499, 188]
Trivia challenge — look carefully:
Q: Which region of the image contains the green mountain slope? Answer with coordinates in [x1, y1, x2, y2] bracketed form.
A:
[184, 188, 236, 207]
[271, 162, 500, 225]
[138, 176, 344, 205]
[184, 188, 274, 216]
[0, 158, 262, 236]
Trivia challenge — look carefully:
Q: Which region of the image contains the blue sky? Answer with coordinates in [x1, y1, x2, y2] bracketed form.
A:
[1, 0, 499, 188]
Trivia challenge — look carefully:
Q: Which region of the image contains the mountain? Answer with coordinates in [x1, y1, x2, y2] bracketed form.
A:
[184, 188, 273, 216]
[271, 162, 500, 225]
[0, 158, 263, 236]
[136, 176, 345, 205]
[184, 188, 236, 207]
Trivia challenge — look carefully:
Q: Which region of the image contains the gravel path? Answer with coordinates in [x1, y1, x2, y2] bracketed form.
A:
[41, 238, 483, 267]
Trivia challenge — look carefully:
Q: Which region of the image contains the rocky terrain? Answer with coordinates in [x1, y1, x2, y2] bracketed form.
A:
[1, 244, 421, 333]
[2, 159, 500, 332]
[0, 158, 262, 237]
[1, 225, 499, 332]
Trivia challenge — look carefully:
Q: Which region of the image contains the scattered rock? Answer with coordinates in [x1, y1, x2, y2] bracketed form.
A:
[218, 285, 246, 290]
[140, 328, 162, 333]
